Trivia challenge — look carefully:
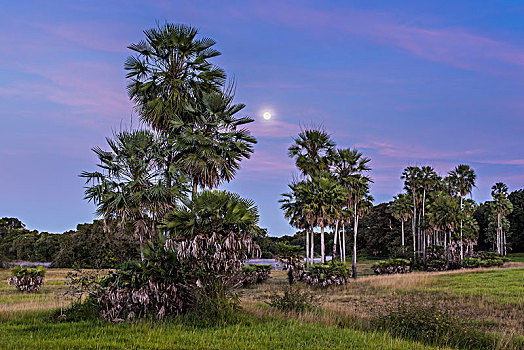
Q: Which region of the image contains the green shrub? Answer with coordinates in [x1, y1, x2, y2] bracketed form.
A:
[425, 259, 448, 271]
[480, 258, 504, 267]
[372, 258, 411, 274]
[241, 264, 271, 286]
[374, 305, 498, 349]
[7, 266, 46, 292]
[303, 261, 351, 287]
[267, 286, 315, 313]
[462, 257, 481, 268]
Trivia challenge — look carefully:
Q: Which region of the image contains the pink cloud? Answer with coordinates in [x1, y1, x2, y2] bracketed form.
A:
[257, 2, 524, 75]
[248, 119, 300, 139]
[237, 149, 295, 180]
[0, 61, 132, 130]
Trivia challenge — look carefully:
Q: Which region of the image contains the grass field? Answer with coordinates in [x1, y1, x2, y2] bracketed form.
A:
[1, 262, 523, 349]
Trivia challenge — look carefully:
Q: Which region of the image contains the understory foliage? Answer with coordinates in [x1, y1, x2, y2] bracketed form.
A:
[302, 261, 352, 287]
[8, 266, 46, 292]
[372, 258, 411, 274]
[275, 243, 304, 284]
[240, 264, 271, 286]
[374, 305, 500, 350]
[267, 286, 315, 313]
[372, 250, 507, 274]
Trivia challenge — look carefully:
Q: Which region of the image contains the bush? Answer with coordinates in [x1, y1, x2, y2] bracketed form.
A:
[241, 264, 271, 286]
[374, 305, 498, 349]
[7, 266, 46, 292]
[425, 259, 449, 271]
[480, 258, 504, 267]
[462, 257, 481, 268]
[303, 261, 351, 287]
[267, 286, 315, 313]
[372, 258, 411, 274]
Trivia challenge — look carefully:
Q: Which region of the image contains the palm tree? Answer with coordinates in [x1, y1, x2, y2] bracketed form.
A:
[419, 166, 440, 260]
[280, 181, 314, 265]
[162, 190, 261, 285]
[308, 172, 346, 264]
[490, 183, 513, 256]
[81, 130, 185, 255]
[391, 193, 412, 253]
[172, 90, 256, 197]
[428, 192, 460, 260]
[331, 148, 371, 265]
[288, 128, 335, 178]
[125, 23, 226, 132]
[447, 164, 476, 260]
[349, 176, 373, 278]
[401, 166, 421, 258]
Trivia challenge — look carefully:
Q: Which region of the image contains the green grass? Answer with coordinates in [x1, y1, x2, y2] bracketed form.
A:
[507, 253, 524, 263]
[0, 312, 447, 350]
[427, 268, 524, 305]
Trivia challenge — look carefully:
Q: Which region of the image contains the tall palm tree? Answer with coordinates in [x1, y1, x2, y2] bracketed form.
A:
[401, 166, 421, 258]
[125, 23, 226, 132]
[428, 192, 460, 259]
[447, 164, 476, 260]
[391, 193, 413, 253]
[490, 183, 513, 256]
[81, 130, 185, 255]
[172, 90, 256, 197]
[331, 148, 371, 265]
[288, 128, 335, 178]
[309, 172, 346, 264]
[280, 181, 314, 265]
[349, 176, 373, 278]
[419, 166, 440, 260]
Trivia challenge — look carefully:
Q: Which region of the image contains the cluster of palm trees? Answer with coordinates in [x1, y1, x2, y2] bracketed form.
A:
[393, 165, 477, 262]
[391, 164, 512, 262]
[280, 129, 372, 278]
[81, 23, 258, 252]
[490, 183, 513, 256]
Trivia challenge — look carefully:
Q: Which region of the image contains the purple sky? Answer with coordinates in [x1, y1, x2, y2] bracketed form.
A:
[1, 1, 524, 235]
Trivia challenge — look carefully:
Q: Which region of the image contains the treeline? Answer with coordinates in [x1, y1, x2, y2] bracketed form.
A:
[0, 217, 139, 268]
[2, 188, 522, 266]
[259, 188, 524, 258]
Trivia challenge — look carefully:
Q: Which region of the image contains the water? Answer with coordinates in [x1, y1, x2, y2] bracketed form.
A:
[2, 261, 52, 268]
[245, 256, 332, 270]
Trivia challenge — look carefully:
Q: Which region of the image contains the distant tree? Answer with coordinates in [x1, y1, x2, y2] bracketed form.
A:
[508, 190, 524, 252]
[401, 166, 421, 258]
[447, 164, 476, 261]
[490, 183, 513, 256]
[391, 193, 412, 253]
[288, 128, 335, 178]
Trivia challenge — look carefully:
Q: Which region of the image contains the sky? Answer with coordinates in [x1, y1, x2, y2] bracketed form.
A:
[1, 1, 524, 235]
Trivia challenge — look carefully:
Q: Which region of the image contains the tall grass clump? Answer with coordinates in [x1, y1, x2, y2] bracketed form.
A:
[373, 305, 500, 349]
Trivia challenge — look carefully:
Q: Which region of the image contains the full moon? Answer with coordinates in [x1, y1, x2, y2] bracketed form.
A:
[263, 112, 272, 120]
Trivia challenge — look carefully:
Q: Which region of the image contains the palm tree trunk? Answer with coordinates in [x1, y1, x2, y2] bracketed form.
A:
[320, 225, 325, 264]
[352, 207, 358, 279]
[310, 229, 315, 265]
[497, 213, 502, 255]
[417, 210, 421, 258]
[401, 220, 405, 253]
[460, 196, 464, 261]
[333, 220, 339, 261]
[306, 228, 310, 266]
[503, 228, 507, 256]
[341, 222, 346, 262]
[412, 193, 416, 259]
[192, 179, 198, 199]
